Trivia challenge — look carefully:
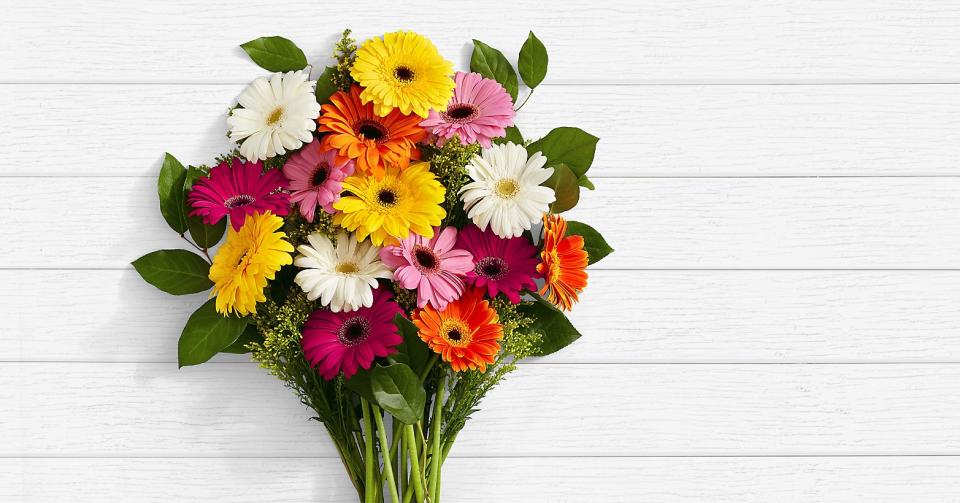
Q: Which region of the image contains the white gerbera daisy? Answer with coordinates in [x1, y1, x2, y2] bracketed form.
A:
[459, 142, 556, 238]
[293, 232, 393, 312]
[227, 70, 321, 161]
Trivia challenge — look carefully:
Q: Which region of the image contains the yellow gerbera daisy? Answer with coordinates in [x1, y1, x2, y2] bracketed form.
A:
[209, 211, 294, 316]
[351, 31, 455, 118]
[334, 162, 446, 246]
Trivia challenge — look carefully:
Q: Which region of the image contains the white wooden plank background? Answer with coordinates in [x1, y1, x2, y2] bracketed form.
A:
[3, 1, 960, 501]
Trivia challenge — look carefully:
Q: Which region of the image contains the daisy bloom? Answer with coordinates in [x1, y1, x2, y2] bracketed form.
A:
[293, 232, 393, 313]
[334, 162, 446, 246]
[318, 85, 426, 178]
[456, 224, 540, 304]
[412, 288, 503, 372]
[380, 226, 474, 310]
[282, 139, 355, 222]
[460, 142, 556, 238]
[301, 288, 404, 380]
[227, 70, 321, 161]
[420, 72, 516, 148]
[208, 211, 294, 316]
[537, 214, 589, 311]
[187, 157, 290, 231]
[350, 31, 455, 118]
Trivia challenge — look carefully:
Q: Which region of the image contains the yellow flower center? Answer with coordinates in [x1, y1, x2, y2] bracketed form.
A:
[439, 318, 472, 347]
[494, 178, 520, 199]
[336, 262, 359, 274]
[266, 107, 284, 126]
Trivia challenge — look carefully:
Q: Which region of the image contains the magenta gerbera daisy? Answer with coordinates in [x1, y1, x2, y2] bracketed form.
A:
[455, 224, 540, 304]
[187, 158, 290, 231]
[282, 139, 355, 222]
[420, 72, 515, 148]
[301, 287, 403, 380]
[379, 226, 474, 310]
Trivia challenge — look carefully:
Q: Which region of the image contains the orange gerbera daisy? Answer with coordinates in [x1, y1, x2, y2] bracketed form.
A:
[537, 214, 589, 311]
[412, 288, 503, 372]
[318, 85, 427, 178]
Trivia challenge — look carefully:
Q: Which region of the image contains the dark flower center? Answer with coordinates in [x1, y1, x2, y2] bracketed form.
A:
[413, 246, 439, 272]
[377, 189, 397, 206]
[356, 120, 388, 142]
[223, 194, 255, 209]
[393, 66, 415, 82]
[338, 316, 371, 346]
[446, 328, 462, 341]
[311, 163, 330, 187]
[442, 103, 479, 123]
[475, 257, 508, 281]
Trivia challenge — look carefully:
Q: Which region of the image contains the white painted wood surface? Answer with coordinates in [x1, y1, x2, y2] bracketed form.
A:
[3, 1, 960, 501]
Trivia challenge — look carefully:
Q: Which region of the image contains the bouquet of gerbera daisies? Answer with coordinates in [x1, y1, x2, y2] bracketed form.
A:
[134, 29, 612, 502]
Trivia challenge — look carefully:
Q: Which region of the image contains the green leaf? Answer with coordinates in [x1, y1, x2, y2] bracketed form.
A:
[470, 39, 519, 102]
[518, 294, 582, 356]
[240, 36, 308, 72]
[158, 153, 188, 234]
[495, 125, 524, 146]
[527, 127, 599, 177]
[132, 249, 213, 295]
[221, 324, 261, 354]
[344, 367, 376, 403]
[565, 221, 613, 265]
[518, 31, 548, 88]
[184, 167, 225, 248]
[178, 298, 248, 367]
[542, 163, 580, 213]
[370, 363, 426, 424]
[390, 314, 431, 377]
[315, 66, 338, 104]
[578, 174, 596, 191]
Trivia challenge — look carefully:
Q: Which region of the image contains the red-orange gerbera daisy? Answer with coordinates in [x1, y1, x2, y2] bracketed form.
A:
[537, 214, 589, 311]
[318, 85, 427, 178]
[411, 288, 503, 372]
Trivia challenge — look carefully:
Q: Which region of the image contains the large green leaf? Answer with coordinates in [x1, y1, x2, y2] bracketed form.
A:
[178, 298, 248, 367]
[470, 39, 519, 102]
[565, 221, 613, 265]
[541, 163, 580, 213]
[370, 363, 426, 424]
[518, 31, 548, 88]
[184, 167, 225, 248]
[390, 314, 431, 377]
[132, 249, 213, 295]
[240, 36, 308, 72]
[518, 294, 582, 356]
[527, 127, 599, 177]
[495, 125, 524, 146]
[314, 66, 338, 104]
[221, 324, 261, 354]
[158, 153, 188, 234]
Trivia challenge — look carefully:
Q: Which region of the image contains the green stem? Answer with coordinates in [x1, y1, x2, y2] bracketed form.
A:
[514, 88, 534, 112]
[362, 399, 376, 503]
[388, 355, 441, 460]
[399, 427, 408, 503]
[427, 374, 446, 500]
[404, 425, 425, 503]
[372, 405, 401, 503]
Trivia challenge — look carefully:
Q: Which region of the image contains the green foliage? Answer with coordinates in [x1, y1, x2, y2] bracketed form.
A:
[541, 163, 580, 213]
[220, 324, 262, 354]
[331, 29, 358, 91]
[517, 294, 582, 356]
[421, 138, 481, 228]
[518, 31, 548, 88]
[391, 314, 432, 377]
[178, 298, 249, 367]
[348, 363, 426, 424]
[158, 153, 189, 234]
[315, 66, 338, 104]
[578, 174, 596, 190]
[495, 125, 524, 146]
[527, 127, 599, 178]
[184, 166, 226, 247]
[132, 249, 213, 295]
[470, 40, 519, 101]
[240, 36, 308, 72]
[282, 209, 336, 248]
[565, 221, 613, 265]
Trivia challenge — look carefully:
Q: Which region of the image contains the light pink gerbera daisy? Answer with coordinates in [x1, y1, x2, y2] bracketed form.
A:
[187, 158, 289, 231]
[282, 139, 355, 222]
[455, 224, 540, 304]
[420, 72, 515, 148]
[380, 226, 474, 310]
[301, 287, 403, 380]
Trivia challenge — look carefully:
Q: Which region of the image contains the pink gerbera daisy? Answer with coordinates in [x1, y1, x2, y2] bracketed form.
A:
[282, 139, 355, 222]
[455, 224, 540, 304]
[301, 287, 403, 380]
[380, 226, 474, 310]
[187, 158, 289, 231]
[420, 72, 515, 148]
